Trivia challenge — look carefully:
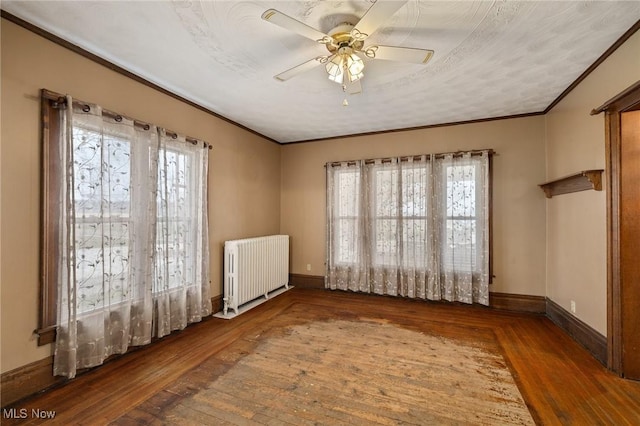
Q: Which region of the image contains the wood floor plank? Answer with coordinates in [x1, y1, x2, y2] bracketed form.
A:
[3, 288, 640, 425]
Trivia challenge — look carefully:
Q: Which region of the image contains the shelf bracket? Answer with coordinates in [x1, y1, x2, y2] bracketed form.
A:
[539, 169, 604, 198]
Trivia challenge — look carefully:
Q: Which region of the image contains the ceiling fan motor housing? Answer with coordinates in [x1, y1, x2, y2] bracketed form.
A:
[327, 23, 364, 52]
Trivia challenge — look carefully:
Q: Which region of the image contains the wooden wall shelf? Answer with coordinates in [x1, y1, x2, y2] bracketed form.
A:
[539, 169, 604, 198]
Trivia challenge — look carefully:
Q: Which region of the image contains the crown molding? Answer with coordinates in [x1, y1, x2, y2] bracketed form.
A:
[0, 10, 280, 145]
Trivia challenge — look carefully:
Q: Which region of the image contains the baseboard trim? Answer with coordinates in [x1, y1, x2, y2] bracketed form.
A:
[0, 356, 64, 407]
[211, 294, 223, 312]
[1, 293, 227, 407]
[489, 292, 546, 314]
[289, 274, 325, 289]
[0, 289, 608, 407]
[546, 298, 607, 366]
[290, 277, 547, 315]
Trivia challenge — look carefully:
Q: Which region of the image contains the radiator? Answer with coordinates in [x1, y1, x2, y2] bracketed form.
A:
[223, 235, 290, 315]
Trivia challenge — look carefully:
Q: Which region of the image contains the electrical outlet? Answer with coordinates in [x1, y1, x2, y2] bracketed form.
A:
[306, 264, 311, 271]
[570, 300, 576, 314]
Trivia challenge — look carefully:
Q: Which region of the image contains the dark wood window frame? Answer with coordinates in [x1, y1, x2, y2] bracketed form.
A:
[37, 89, 65, 345]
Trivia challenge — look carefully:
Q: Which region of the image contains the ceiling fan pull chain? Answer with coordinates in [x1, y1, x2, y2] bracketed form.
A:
[342, 85, 349, 106]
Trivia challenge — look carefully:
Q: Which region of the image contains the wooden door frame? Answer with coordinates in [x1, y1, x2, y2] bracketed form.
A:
[592, 80, 640, 374]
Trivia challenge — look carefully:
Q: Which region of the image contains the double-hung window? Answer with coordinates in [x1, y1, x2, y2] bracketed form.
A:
[370, 161, 430, 268]
[72, 122, 133, 314]
[441, 161, 484, 274]
[38, 90, 211, 378]
[330, 166, 361, 265]
[326, 151, 491, 305]
[156, 146, 195, 294]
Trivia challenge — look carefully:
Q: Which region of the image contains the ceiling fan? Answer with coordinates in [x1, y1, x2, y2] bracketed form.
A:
[261, 0, 434, 100]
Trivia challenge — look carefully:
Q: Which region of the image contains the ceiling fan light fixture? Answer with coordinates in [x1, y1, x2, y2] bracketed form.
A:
[326, 55, 344, 76]
[348, 70, 363, 83]
[326, 50, 364, 84]
[347, 53, 365, 80]
[328, 71, 344, 84]
[263, 1, 435, 99]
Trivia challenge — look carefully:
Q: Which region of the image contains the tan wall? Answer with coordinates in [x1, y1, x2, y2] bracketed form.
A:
[0, 20, 281, 373]
[544, 31, 640, 336]
[281, 117, 547, 297]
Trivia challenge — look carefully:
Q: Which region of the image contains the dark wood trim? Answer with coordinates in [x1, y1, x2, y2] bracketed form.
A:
[0, 356, 64, 408]
[546, 298, 607, 366]
[297, 283, 546, 314]
[544, 20, 640, 114]
[284, 112, 545, 145]
[538, 169, 604, 198]
[3, 295, 223, 407]
[3, 289, 638, 424]
[489, 292, 546, 314]
[605, 108, 623, 373]
[0, 11, 279, 145]
[595, 81, 640, 374]
[210, 294, 223, 313]
[592, 80, 640, 115]
[289, 274, 325, 289]
[2, 290, 614, 409]
[4, 11, 637, 146]
[488, 154, 494, 283]
[37, 91, 61, 345]
[36, 327, 56, 346]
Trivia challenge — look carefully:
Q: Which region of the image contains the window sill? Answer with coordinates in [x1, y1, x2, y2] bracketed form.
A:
[35, 326, 57, 346]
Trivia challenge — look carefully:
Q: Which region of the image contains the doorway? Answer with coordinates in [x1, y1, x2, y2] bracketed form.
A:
[594, 80, 640, 379]
[619, 109, 640, 379]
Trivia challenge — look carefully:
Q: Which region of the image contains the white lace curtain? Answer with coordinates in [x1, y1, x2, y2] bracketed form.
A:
[54, 96, 211, 378]
[326, 151, 490, 305]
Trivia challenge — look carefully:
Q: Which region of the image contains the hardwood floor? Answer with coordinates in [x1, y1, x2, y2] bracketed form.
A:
[3, 288, 640, 425]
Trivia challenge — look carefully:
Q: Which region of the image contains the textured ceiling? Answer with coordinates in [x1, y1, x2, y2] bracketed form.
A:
[3, 1, 640, 143]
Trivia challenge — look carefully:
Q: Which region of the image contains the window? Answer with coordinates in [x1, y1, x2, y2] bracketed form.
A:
[72, 124, 132, 313]
[443, 163, 482, 272]
[326, 152, 491, 305]
[37, 90, 211, 361]
[155, 146, 199, 294]
[370, 163, 430, 268]
[331, 167, 361, 265]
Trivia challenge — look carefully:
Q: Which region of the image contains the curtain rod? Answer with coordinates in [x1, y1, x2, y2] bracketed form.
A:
[43, 89, 212, 149]
[325, 149, 495, 168]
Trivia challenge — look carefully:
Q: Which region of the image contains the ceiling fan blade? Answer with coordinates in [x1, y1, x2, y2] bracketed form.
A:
[368, 45, 434, 64]
[345, 78, 362, 95]
[352, 0, 408, 40]
[262, 9, 332, 43]
[274, 57, 326, 82]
